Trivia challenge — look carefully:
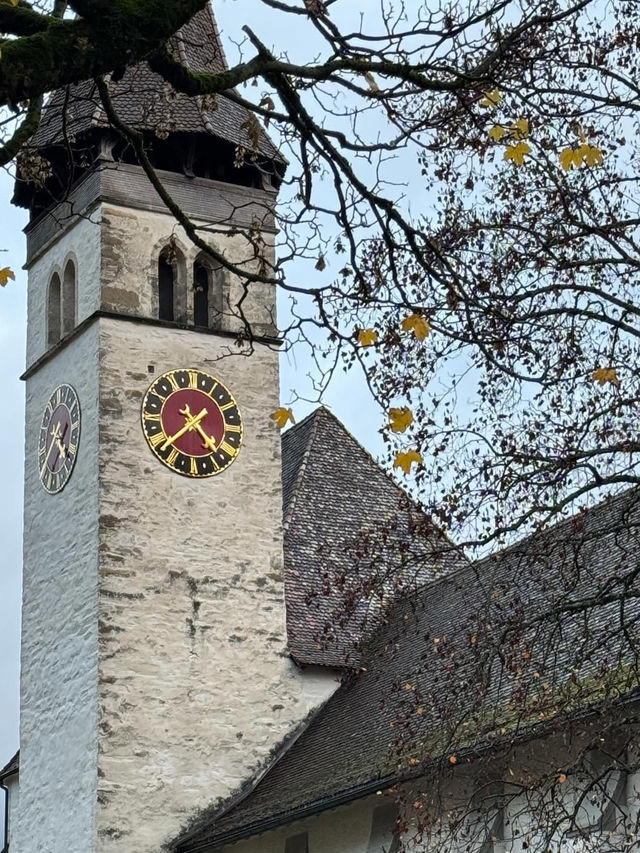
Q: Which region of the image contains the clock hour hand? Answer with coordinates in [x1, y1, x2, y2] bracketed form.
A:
[179, 404, 218, 451]
[39, 422, 62, 477]
[161, 406, 208, 451]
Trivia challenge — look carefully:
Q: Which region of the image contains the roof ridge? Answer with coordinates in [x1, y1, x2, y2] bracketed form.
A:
[282, 408, 323, 531]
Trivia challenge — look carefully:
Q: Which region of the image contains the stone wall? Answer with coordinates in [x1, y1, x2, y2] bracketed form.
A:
[95, 316, 336, 853]
[16, 322, 101, 853]
[25, 209, 102, 365]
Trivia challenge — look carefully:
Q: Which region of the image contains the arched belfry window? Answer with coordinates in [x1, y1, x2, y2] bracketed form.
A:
[47, 272, 61, 347]
[193, 261, 209, 328]
[158, 252, 175, 322]
[62, 259, 76, 335]
[193, 256, 223, 330]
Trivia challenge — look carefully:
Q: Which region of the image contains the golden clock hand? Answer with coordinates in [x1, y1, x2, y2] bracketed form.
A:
[179, 403, 217, 450]
[161, 407, 208, 451]
[193, 421, 217, 451]
[39, 422, 61, 478]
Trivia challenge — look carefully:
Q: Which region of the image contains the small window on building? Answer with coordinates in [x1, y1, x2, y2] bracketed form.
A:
[367, 803, 400, 853]
[193, 256, 223, 329]
[62, 259, 76, 335]
[566, 745, 628, 834]
[47, 272, 61, 347]
[472, 779, 504, 853]
[284, 831, 308, 853]
[158, 253, 175, 322]
[193, 261, 209, 328]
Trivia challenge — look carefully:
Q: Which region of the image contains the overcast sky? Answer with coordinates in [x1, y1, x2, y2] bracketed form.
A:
[0, 0, 391, 781]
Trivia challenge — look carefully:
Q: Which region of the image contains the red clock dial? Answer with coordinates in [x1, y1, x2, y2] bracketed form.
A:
[141, 368, 243, 477]
[38, 384, 81, 494]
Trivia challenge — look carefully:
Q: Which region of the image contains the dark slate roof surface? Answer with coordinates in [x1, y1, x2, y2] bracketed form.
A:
[28, 3, 280, 161]
[175, 487, 640, 852]
[282, 408, 468, 668]
[0, 750, 19, 781]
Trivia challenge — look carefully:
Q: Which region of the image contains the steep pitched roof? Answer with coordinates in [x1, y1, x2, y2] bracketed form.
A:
[282, 408, 467, 668]
[173, 487, 640, 852]
[26, 3, 280, 161]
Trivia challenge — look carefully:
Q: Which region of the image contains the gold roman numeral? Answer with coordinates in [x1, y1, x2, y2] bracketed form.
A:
[189, 371, 199, 389]
[166, 448, 179, 466]
[190, 457, 198, 476]
[225, 423, 241, 434]
[167, 373, 179, 392]
[219, 440, 237, 456]
[149, 432, 167, 448]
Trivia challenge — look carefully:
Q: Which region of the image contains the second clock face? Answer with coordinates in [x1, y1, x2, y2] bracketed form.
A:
[141, 368, 243, 477]
[38, 383, 81, 494]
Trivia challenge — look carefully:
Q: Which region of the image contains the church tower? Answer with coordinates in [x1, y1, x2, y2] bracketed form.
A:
[12, 7, 335, 852]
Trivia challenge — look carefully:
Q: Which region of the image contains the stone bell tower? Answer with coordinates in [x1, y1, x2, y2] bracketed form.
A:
[12, 6, 335, 852]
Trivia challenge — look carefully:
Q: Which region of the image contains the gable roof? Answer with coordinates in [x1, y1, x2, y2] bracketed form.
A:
[282, 408, 467, 668]
[23, 3, 280, 161]
[173, 487, 640, 852]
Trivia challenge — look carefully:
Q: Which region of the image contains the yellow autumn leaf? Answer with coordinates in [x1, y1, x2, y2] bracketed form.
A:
[592, 367, 619, 386]
[479, 89, 502, 109]
[577, 143, 604, 166]
[559, 148, 578, 170]
[270, 407, 295, 428]
[503, 141, 531, 166]
[401, 313, 430, 341]
[0, 267, 15, 287]
[388, 407, 413, 433]
[511, 117, 529, 138]
[357, 328, 378, 347]
[394, 449, 423, 474]
[488, 124, 508, 142]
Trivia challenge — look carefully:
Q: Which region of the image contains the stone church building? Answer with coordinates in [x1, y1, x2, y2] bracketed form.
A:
[2, 5, 640, 853]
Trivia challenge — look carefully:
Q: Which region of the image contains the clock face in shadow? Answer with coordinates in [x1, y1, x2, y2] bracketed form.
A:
[141, 368, 243, 478]
[38, 384, 81, 494]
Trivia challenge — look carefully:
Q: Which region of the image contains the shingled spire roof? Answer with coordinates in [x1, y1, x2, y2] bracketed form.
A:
[20, 2, 280, 170]
[282, 408, 467, 668]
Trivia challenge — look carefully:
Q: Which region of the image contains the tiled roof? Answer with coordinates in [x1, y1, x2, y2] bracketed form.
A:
[282, 408, 467, 667]
[27, 3, 280, 162]
[174, 487, 640, 852]
[0, 750, 19, 781]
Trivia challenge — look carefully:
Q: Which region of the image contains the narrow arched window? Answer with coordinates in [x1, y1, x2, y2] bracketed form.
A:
[47, 272, 61, 347]
[193, 256, 223, 329]
[193, 262, 209, 328]
[62, 259, 76, 335]
[158, 253, 174, 321]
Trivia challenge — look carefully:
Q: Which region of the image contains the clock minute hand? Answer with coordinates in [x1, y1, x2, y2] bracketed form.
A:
[193, 421, 217, 451]
[161, 407, 208, 451]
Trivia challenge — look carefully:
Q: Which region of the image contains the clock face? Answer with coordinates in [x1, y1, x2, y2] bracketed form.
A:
[141, 368, 243, 477]
[38, 383, 81, 494]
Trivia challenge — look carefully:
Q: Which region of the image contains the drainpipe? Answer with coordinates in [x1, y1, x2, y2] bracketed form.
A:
[0, 778, 8, 853]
